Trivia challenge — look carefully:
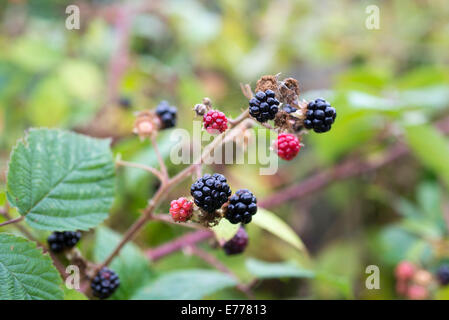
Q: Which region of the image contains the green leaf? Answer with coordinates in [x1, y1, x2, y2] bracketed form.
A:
[58, 60, 103, 100]
[245, 258, 315, 279]
[63, 287, 88, 300]
[375, 225, 432, 264]
[212, 218, 240, 244]
[93, 226, 154, 300]
[435, 286, 449, 300]
[395, 198, 421, 219]
[131, 270, 237, 300]
[7, 128, 115, 231]
[0, 233, 63, 300]
[416, 182, 442, 221]
[28, 76, 70, 127]
[404, 124, 449, 189]
[252, 208, 306, 253]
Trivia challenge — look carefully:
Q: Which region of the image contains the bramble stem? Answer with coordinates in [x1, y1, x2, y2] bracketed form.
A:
[260, 115, 449, 209]
[116, 159, 164, 181]
[150, 213, 205, 230]
[151, 135, 169, 181]
[0, 215, 24, 227]
[145, 230, 213, 261]
[228, 109, 250, 126]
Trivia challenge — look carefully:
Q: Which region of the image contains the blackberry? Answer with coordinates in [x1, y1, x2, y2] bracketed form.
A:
[249, 90, 280, 123]
[155, 101, 177, 129]
[223, 226, 249, 255]
[190, 173, 232, 213]
[118, 96, 132, 109]
[91, 267, 120, 299]
[304, 98, 336, 133]
[225, 189, 257, 224]
[437, 265, 449, 285]
[283, 104, 297, 114]
[47, 231, 81, 253]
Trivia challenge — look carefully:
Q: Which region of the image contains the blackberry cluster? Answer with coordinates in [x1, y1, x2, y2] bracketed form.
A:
[249, 90, 280, 123]
[223, 226, 249, 255]
[155, 101, 177, 129]
[304, 98, 336, 133]
[225, 189, 257, 224]
[190, 173, 232, 213]
[437, 265, 449, 286]
[91, 267, 120, 299]
[283, 104, 297, 114]
[47, 231, 82, 253]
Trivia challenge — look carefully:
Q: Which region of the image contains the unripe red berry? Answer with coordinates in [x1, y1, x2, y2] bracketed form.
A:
[274, 133, 301, 160]
[407, 284, 428, 300]
[203, 110, 228, 134]
[170, 197, 194, 222]
[395, 261, 416, 281]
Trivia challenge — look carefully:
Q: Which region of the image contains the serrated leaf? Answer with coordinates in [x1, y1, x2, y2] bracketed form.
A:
[252, 208, 306, 253]
[0, 233, 63, 300]
[212, 218, 240, 244]
[7, 128, 115, 231]
[93, 226, 154, 300]
[131, 270, 237, 300]
[246, 258, 315, 279]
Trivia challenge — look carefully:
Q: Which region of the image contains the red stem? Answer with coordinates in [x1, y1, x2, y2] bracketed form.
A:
[146, 230, 213, 261]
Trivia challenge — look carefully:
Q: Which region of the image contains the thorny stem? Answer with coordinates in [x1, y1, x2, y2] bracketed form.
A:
[185, 245, 255, 299]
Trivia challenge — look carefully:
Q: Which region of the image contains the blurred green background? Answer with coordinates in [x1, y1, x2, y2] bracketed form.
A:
[1, 0, 449, 300]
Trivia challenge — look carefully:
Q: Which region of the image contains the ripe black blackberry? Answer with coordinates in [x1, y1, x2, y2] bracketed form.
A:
[225, 189, 257, 224]
[304, 98, 336, 133]
[91, 267, 120, 299]
[47, 231, 82, 253]
[223, 226, 249, 255]
[249, 90, 280, 123]
[437, 265, 449, 286]
[283, 104, 297, 114]
[190, 173, 232, 213]
[155, 101, 177, 129]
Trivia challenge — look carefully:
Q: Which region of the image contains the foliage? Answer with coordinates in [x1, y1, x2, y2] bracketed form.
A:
[1, 0, 449, 300]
